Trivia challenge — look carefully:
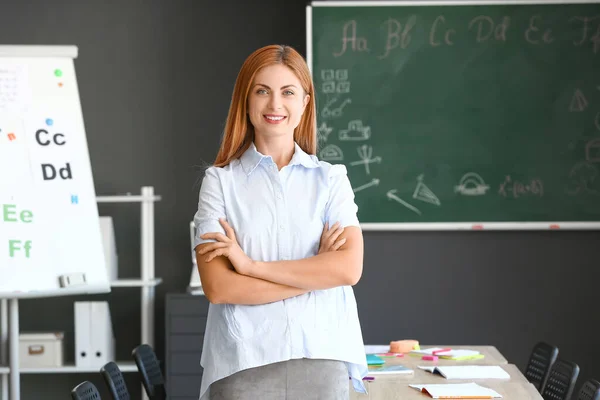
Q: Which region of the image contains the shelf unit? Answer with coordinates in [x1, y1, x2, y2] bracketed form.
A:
[0, 186, 161, 400]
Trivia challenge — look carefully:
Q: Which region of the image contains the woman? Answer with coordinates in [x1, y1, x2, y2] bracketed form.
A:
[193, 44, 367, 400]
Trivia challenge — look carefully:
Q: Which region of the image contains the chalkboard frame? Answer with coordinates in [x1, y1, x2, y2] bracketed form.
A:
[306, 0, 600, 231]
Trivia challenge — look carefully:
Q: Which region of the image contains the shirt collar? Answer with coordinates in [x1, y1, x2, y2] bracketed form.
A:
[240, 142, 319, 175]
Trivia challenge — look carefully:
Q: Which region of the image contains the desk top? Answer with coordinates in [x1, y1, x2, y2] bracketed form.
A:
[351, 346, 541, 400]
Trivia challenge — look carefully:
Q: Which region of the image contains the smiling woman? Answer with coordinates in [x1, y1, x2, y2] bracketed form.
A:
[247, 65, 310, 146]
[192, 44, 368, 400]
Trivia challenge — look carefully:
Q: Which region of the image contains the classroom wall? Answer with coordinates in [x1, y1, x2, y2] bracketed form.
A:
[1, 0, 598, 399]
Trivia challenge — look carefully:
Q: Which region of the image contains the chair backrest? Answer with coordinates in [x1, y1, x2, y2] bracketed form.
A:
[577, 379, 600, 400]
[542, 359, 580, 400]
[100, 361, 131, 400]
[71, 381, 102, 400]
[132, 344, 166, 400]
[525, 341, 559, 392]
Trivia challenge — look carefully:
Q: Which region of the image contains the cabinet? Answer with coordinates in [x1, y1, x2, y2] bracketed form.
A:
[165, 293, 209, 399]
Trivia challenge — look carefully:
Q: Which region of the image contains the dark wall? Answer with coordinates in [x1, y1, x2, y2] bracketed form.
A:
[1, 1, 598, 399]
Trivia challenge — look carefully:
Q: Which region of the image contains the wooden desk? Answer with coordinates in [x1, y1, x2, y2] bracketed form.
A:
[350, 346, 541, 399]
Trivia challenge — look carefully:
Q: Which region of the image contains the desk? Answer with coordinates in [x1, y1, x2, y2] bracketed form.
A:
[351, 346, 541, 400]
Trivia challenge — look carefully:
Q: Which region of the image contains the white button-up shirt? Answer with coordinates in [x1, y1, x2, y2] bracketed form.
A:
[193, 142, 368, 400]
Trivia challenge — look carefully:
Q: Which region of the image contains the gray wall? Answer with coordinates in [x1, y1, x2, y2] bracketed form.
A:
[1, 1, 598, 399]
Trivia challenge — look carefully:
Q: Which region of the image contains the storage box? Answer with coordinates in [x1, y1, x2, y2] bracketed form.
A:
[19, 332, 64, 368]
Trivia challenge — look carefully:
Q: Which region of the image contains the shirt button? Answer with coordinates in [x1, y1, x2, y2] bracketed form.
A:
[279, 225, 285, 231]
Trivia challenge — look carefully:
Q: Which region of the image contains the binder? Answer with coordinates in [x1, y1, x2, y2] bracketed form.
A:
[75, 301, 115, 367]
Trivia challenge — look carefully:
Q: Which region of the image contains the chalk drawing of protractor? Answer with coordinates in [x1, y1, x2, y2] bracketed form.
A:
[339, 120, 371, 141]
[413, 174, 440, 206]
[454, 172, 490, 196]
[319, 144, 344, 161]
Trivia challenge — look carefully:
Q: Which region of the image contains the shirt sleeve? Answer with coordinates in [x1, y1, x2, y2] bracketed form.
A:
[193, 167, 227, 249]
[324, 164, 360, 228]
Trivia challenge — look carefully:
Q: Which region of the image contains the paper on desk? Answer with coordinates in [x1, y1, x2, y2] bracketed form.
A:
[410, 382, 503, 398]
[411, 348, 483, 360]
[365, 344, 391, 354]
[419, 365, 510, 380]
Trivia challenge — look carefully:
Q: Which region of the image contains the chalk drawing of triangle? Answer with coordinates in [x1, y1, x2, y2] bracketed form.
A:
[569, 89, 588, 112]
[413, 181, 441, 206]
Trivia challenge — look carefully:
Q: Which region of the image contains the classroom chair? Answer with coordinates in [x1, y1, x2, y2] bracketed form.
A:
[132, 344, 166, 400]
[71, 381, 102, 400]
[577, 378, 600, 400]
[541, 358, 580, 400]
[100, 361, 131, 400]
[525, 341, 559, 393]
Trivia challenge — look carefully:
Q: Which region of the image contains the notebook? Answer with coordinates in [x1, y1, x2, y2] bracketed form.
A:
[409, 382, 503, 398]
[368, 364, 414, 375]
[366, 354, 385, 365]
[419, 365, 510, 380]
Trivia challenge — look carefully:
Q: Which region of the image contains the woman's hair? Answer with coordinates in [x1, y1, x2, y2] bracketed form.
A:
[213, 44, 317, 167]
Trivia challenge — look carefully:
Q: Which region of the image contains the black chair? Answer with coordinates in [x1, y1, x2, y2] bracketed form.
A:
[525, 341, 559, 393]
[71, 381, 102, 400]
[132, 344, 166, 400]
[577, 379, 600, 400]
[100, 361, 131, 400]
[541, 359, 580, 400]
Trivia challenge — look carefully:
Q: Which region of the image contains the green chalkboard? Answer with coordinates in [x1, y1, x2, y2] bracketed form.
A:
[308, 1, 600, 229]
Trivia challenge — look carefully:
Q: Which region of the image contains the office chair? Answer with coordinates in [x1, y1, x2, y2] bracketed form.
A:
[525, 341, 559, 393]
[577, 379, 600, 400]
[541, 358, 580, 400]
[71, 381, 102, 400]
[132, 344, 166, 400]
[100, 361, 131, 400]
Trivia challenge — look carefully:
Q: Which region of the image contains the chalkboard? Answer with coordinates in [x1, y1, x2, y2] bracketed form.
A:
[0, 46, 110, 298]
[307, 1, 600, 230]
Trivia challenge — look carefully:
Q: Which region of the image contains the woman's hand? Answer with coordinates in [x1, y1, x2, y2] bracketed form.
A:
[318, 221, 346, 254]
[198, 218, 255, 276]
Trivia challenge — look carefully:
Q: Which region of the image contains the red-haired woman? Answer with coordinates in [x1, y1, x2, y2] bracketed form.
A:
[193, 44, 367, 400]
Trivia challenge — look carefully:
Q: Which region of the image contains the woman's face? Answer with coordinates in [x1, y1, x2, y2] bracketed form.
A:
[247, 64, 310, 140]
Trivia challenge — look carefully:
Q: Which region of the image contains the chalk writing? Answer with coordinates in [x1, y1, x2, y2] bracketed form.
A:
[570, 16, 600, 53]
[525, 15, 554, 44]
[378, 16, 417, 59]
[333, 20, 369, 57]
[498, 175, 544, 198]
[331, 13, 600, 58]
[430, 15, 455, 46]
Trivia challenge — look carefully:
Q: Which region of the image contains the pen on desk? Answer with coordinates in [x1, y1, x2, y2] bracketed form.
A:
[350, 377, 375, 381]
[432, 348, 452, 355]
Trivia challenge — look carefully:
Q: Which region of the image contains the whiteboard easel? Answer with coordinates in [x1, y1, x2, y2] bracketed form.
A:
[0, 45, 110, 399]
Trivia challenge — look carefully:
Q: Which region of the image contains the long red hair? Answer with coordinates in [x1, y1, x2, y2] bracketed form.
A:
[213, 45, 317, 167]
